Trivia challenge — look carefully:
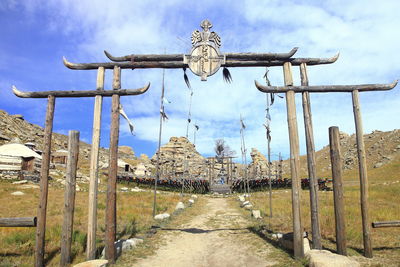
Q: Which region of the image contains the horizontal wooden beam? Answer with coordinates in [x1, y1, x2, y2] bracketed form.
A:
[254, 80, 398, 93]
[104, 47, 299, 62]
[0, 217, 37, 227]
[12, 83, 150, 98]
[372, 221, 400, 228]
[63, 53, 339, 70]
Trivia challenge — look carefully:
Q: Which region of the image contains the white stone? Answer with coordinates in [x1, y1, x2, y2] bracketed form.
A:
[251, 210, 262, 219]
[175, 202, 185, 210]
[120, 187, 129, 192]
[306, 249, 360, 267]
[122, 238, 143, 250]
[238, 196, 245, 202]
[11, 191, 24, 196]
[191, 194, 198, 199]
[12, 180, 28, 184]
[154, 213, 170, 220]
[241, 200, 250, 207]
[188, 199, 195, 205]
[73, 259, 108, 267]
[244, 204, 253, 210]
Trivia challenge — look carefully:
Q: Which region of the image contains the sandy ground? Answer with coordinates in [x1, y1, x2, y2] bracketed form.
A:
[133, 197, 280, 267]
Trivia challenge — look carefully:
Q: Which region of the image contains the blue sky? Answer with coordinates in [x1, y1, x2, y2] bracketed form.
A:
[0, 0, 399, 161]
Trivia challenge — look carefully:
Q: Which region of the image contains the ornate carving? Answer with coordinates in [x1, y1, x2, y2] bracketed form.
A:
[185, 19, 225, 81]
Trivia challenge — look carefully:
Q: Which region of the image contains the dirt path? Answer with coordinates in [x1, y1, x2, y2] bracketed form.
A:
[133, 197, 282, 267]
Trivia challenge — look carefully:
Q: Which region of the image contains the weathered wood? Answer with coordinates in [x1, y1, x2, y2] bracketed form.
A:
[35, 95, 55, 267]
[372, 221, 400, 228]
[104, 47, 299, 62]
[63, 54, 339, 70]
[255, 80, 398, 93]
[12, 83, 150, 98]
[0, 217, 37, 227]
[283, 62, 304, 259]
[60, 130, 80, 267]
[105, 66, 121, 263]
[352, 90, 373, 258]
[300, 63, 322, 250]
[87, 67, 104, 260]
[329, 126, 347, 256]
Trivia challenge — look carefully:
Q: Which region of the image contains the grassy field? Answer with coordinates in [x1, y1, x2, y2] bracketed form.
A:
[0, 180, 187, 266]
[248, 168, 400, 266]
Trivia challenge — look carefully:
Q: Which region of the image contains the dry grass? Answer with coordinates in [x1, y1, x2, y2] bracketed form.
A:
[0, 180, 187, 266]
[248, 179, 400, 266]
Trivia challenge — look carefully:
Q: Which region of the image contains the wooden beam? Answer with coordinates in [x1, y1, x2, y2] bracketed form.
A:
[255, 80, 398, 93]
[63, 53, 339, 70]
[12, 83, 150, 98]
[372, 221, 400, 228]
[329, 126, 347, 256]
[300, 63, 322, 250]
[60, 130, 80, 267]
[0, 217, 37, 227]
[105, 66, 121, 263]
[284, 62, 304, 259]
[352, 90, 373, 258]
[35, 95, 55, 267]
[104, 47, 299, 62]
[87, 67, 104, 260]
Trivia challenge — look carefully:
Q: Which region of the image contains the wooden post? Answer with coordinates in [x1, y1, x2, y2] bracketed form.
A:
[329, 126, 347, 256]
[283, 62, 304, 258]
[352, 90, 373, 258]
[87, 67, 105, 260]
[35, 95, 55, 267]
[105, 66, 121, 263]
[0, 217, 37, 227]
[60, 130, 80, 266]
[300, 63, 322, 249]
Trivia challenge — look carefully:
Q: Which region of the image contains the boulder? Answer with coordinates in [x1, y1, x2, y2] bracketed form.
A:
[238, 195, 245, 202]
[154, 213, 170, 220]
[11, 191, 25, 196]
[191, 194, 198, 199]
[251, 210, 262, 219]
[175, 202, 185, 211]
[73, 259, 108, 267]
[188, 199, 195, 205]
[241, 200, 250, 207]
[244, 204, 253, 210]
[120, 187, 129, 192]
[122, 238, 143, 250]
[306, 249, 360, 267]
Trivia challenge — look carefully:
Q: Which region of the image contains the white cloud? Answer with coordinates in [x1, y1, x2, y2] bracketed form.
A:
[3, 0, 399, 160]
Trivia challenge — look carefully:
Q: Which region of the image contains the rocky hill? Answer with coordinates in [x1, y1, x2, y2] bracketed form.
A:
[151, 137, 207, 177]
[275, 129, 400, 181]
[0, 109, 136, 183]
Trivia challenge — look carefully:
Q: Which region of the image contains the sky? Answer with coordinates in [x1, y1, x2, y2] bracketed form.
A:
[0, 0, 399, 162]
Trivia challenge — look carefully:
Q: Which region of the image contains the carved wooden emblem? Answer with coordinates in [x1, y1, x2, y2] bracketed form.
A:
[184, 19, 225, 81]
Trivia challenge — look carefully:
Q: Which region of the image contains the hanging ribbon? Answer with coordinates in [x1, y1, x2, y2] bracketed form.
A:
[119, 104, 135, 135]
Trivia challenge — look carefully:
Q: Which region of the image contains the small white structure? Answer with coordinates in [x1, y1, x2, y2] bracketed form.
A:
[0, 143, 42, 171]
[134, 162, 148, 176]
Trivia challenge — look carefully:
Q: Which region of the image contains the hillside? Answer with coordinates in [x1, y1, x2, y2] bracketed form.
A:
[0, 109, 136, 183]
[277, 129, 400, 182]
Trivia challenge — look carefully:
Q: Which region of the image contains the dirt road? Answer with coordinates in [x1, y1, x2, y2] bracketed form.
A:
[132, 196, 291, 267]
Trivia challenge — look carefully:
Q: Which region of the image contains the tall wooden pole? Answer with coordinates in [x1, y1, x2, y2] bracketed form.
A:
[329, 126, 347, 255]
[300, 63, 322, 249]
[35, 95, 55, 267]
[153, 69, 166, 218]
[61, 130, 80, 266]
[352, 90, 373, 258]
[87, 67, 105, 260]
[105, 66, 121, 263]
[283, 62, 304, 258]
